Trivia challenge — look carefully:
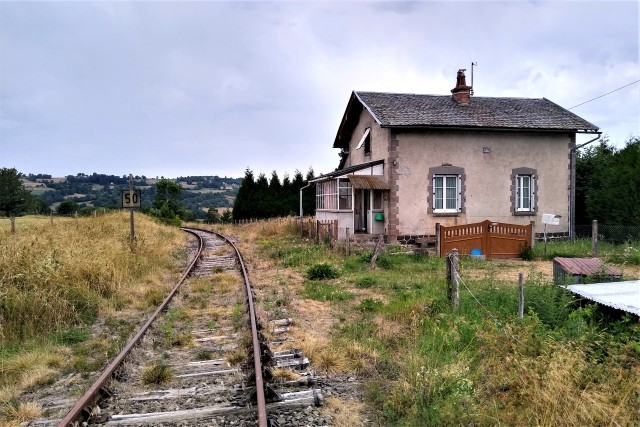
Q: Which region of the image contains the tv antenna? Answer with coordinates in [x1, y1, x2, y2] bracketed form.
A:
[470, 62, 477, 95]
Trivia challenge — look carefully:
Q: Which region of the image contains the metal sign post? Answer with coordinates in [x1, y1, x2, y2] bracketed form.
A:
[542, 213, 562, 256]
[122, 175, 142, 245]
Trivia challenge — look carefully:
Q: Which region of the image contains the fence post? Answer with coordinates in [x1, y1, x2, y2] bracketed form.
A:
[10, 215, 16, 233]
[346, 227, 350, 256]
[435, 222, 441, 256]
[369, 235, 384, 268]
[529, 221, 535, 248]
[447, 248, 460, 310]
[518, 272, 524, 320]
[592, 220, 598, 256]
[315, 221, 320, 245]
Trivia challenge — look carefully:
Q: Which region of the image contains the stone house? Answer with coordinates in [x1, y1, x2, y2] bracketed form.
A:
[311, 70, 599, 242]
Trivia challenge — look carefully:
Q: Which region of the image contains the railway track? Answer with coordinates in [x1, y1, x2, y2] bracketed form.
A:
[48, 227, 324, 427]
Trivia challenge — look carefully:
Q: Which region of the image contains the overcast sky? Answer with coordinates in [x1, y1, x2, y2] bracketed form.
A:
[1, 1, 638, 179]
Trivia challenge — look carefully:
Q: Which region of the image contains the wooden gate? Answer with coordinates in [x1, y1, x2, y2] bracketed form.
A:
[439, 220, 532, 259]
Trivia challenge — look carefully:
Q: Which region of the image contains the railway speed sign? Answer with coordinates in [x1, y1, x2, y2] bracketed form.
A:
[122, 190, 141, 208]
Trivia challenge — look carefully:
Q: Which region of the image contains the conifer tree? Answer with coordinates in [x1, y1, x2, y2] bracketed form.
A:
[232, 168, 256, 220]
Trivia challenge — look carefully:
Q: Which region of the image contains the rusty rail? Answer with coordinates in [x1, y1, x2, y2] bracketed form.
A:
[58, 229, 204, 426]
[212, 231, 268, 427]
[58, 228, 268, 427]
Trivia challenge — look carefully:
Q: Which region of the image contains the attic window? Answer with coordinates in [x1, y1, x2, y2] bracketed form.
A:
[356, 128, 370, 150]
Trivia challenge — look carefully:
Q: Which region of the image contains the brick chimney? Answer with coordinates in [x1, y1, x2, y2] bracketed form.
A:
[451, 69, 472, 105]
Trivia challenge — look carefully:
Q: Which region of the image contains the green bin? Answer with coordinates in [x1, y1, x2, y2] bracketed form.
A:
[374, 213, 384, 221]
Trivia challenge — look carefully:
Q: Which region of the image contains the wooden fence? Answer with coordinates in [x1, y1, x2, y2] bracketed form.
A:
[439, 220, 532, 259]
[233, 216, 338, 246]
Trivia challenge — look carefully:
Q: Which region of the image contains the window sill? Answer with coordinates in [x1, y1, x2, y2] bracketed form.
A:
[432, 212, 460, 217]
[513, 211, 536, 216]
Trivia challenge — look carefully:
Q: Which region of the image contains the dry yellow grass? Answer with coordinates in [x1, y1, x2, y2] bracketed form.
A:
[0, 400, 42, 425]
[1, 212, 188, 421]
[297, 335, 349, 374]
[0, 346, 72, 388]
[324, 396, 367, 427]
[213, 272, 241, 294]
[271, 367, 301, 381]
[0, 212, 185, 342]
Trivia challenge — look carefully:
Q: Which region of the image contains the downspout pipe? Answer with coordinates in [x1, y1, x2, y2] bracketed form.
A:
[569, 132, 601, 240]
[299, 182, 312, 217]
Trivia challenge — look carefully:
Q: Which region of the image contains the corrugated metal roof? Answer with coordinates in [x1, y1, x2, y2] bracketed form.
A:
[566, 280, 640, 316]
[553, 257, 622, 277]
[347, 175, 390, 190]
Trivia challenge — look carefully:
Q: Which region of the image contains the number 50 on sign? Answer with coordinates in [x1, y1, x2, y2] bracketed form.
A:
[122, 190, 141, 208]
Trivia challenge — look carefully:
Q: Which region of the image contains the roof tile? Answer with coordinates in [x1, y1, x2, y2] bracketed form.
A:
[355, 92, 598, 131]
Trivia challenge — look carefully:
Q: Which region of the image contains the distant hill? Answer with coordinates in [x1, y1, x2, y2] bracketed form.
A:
[22, 173, 242, 220]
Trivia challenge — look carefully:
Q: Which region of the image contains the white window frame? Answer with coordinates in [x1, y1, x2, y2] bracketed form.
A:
[316, 178, 352, 211]
[338, 179, 352, 210]
[433, 174, 461, 213]
[515, 174, 535, 212]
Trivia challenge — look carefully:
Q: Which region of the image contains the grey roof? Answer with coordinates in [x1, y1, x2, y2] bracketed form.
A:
[355, 91, 599, 131]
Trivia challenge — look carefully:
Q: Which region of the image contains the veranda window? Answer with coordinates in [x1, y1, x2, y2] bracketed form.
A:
[339, 180, 352, 209]
[316, 179, 353, 210]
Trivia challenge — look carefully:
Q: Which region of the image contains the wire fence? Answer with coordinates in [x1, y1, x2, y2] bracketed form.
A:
[575, 223, 640, 245]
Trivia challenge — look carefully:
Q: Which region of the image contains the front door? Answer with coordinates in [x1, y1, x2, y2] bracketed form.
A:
[361, 189, 370, 232]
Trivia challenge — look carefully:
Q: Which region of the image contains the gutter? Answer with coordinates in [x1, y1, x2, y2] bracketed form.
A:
[299, 182, 312, 217]
[569, 132, 602, 240]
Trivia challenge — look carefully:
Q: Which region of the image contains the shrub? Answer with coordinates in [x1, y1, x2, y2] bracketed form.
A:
[520, 244, 534, 260]
[307, 263, 340, 280]
[141, 361, 174, 385]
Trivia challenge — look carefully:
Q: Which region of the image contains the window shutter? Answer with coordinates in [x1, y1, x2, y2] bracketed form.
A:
[531, 175, 536, 211]
[458, 175, 462, 212]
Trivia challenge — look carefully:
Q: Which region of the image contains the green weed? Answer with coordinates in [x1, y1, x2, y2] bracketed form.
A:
[358, 298, 384, 312]
[303, 282, 353, 302]
[354, 275, 376, 288]
[306, 263, 340, 280]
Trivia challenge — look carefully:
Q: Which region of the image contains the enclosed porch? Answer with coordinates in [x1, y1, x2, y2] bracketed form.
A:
[311, 161, 389, 241]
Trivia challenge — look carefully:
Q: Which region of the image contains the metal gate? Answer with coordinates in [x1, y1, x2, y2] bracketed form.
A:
[439, 220, 532, 259]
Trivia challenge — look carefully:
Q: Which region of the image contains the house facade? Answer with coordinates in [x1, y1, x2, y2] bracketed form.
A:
[312, 70, 599, 242]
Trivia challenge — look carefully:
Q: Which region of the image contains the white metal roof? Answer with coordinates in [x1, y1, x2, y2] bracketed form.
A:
[566, 280, 640, 316]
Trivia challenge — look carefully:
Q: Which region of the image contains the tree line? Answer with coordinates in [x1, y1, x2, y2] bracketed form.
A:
[575, 136, 639, 225]
[232, 168, 316, 221]
[2, 135, 637, 227]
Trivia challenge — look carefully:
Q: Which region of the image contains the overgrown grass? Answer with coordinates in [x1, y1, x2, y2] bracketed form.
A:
[0, 213, 186, 411]
[534, 238, 640, 265]
[303, 281, 354, 302]
[1, 213, 184, 343]
[249, 229, 640, 426]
